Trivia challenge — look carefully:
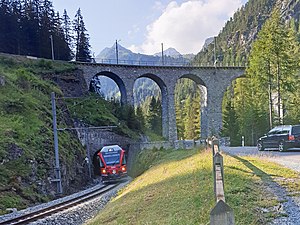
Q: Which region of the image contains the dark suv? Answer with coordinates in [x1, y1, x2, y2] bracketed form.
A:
[257, 125, 300, 151]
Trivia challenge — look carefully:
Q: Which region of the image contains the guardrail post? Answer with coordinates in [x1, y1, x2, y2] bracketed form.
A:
[210, 200, 235, 225]
[210, 137, 235, 225]
[213, 152, 224, 202]
[212, 138, 219, 156]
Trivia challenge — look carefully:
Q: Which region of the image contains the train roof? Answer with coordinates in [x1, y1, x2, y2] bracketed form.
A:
[100, 145, 122, 153]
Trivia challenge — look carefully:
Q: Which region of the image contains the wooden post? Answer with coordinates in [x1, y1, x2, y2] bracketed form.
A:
[213, 152, 224, 201]
[212, 138, 219, 156]
[210, 200, 235, 225]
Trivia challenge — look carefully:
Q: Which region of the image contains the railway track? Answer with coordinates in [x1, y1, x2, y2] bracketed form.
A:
[0, 183, 118, 225]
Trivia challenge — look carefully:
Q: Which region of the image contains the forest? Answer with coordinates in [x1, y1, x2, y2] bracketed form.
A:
[0, 0, 91, 62]
[198, 1, 300, 146]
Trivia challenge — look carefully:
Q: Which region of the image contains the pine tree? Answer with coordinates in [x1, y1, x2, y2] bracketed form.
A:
[73, 8, 91, 62]
[39, 0, 55, 58]
[146, 96, 162, 135]
[53, 11, 73, 60]
[135, 106, 145, 131]
[21, 0, 40, 56]
[221, 97, 239, 146]
[0, 0, 12, 53]
[247, 8, 299, 127]
[62, 9, 73, 59]
[11, 0, 22, 54]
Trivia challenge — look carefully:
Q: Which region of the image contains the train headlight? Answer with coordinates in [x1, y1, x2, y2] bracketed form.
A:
[121, 167, 126, 172]
[101, 169, 107, 174]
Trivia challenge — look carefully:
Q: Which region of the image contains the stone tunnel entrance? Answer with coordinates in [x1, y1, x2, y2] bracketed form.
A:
[92, 150, 101, 176]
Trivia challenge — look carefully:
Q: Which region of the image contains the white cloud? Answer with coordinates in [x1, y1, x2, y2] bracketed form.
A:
[128, 25, 140, 37]
[131, 0, 243, 55]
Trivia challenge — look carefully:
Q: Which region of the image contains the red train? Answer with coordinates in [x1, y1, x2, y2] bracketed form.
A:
[97, 145, 127, 182]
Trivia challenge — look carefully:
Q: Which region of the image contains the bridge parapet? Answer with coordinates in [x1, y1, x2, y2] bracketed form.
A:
[85, 58, 248, 68]
[73, 60, 246, 70]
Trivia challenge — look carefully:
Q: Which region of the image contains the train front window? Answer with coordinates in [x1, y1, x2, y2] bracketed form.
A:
[122, 155, 126, 165]
[98, 156, 104, 168]
[103, 154, 120, 165]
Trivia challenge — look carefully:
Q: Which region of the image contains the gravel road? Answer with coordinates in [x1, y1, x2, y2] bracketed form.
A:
[221, 146, 300, 225]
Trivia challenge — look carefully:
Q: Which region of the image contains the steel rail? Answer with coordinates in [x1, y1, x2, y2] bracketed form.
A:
[0, 183, 118, 225]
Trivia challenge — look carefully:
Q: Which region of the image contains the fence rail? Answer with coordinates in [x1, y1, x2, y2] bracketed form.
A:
[83, 57, 247, 68]
[209, 138, 235, 225]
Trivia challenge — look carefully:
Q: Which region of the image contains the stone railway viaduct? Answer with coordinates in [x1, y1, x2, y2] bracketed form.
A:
[75, 62, 245, 143]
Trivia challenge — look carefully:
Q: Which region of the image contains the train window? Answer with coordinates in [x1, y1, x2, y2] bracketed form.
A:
[98, 156, 104, 168]
[122, 155, 126, 165]
[103, 153, 120, 165]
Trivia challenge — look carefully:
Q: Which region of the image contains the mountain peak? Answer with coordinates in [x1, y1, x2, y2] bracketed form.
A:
[154, 47, 182, 58]
[95, 43, 193, 64]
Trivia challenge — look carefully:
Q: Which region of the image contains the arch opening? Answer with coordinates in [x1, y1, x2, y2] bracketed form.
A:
[89, 71, 126, 104]
[175, 74, 207, 140]
[133, 74, 167, 140]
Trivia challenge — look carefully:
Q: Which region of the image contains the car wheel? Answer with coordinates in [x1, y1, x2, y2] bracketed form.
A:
[278, 141, 286, 152]
[257, 141, 264, 151]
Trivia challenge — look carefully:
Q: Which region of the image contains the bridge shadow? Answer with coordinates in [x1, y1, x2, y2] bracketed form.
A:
[227, 154, 276, 183]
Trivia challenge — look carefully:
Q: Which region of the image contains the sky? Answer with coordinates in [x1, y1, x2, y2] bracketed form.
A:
[52, 0, 248, 55]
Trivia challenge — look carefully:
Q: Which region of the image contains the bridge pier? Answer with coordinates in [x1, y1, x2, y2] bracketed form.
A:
[161, 86, 169, 140]
[124, 79, 135, 105]
[167, 89, 178, 142]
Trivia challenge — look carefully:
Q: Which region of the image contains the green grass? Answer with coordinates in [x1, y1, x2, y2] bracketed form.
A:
[65, 96, 144, 140]
[86, 148, 300, 225]
[0, 54, 86, 214]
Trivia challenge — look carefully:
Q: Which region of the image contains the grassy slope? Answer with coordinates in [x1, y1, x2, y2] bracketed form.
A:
[0, 55, 86, 214]
[87, 148, 300, 225]
[65, 97, 140, 139]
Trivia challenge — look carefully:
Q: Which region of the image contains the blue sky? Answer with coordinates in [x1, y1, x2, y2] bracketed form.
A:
[52, 0, 248, 55]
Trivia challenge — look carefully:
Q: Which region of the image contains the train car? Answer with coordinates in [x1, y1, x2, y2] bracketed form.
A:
[97, 145, 127, 182]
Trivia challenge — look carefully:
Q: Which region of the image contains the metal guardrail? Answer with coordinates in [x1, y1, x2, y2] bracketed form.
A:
[77, 57, 247, 68]
[209, 138, 235, 225]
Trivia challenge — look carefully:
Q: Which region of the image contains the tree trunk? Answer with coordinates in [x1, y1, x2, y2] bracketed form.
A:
[268, 63, 273, 129]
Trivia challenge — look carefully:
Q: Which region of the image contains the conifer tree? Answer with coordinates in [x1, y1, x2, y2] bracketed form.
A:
[39, 0, 55, 58]
[53, 11, 73, 60]
[247, 8, 299, 127]
[146, 96, 162, 135]
[73, 8, 91, 62]
[21, 0, 40, 56]
[62, 9, 73, 59]
[135, 106, 145, 131]
[183, 95, 195, 139]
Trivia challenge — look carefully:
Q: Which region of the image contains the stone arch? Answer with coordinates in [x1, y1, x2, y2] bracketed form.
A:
[136, 73, 169, 139]
[179, 73, 207, 107]
[91, 71, 127, 105]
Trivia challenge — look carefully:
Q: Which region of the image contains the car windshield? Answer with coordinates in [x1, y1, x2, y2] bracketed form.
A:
[103, 153, 120, 165]
[292, 126, 300, 135]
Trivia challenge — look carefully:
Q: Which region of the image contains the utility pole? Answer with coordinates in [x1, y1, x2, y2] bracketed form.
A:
[50, 34, 54, 60]
[116, 39, 119, 64]
[213, 37, 217, 68]
[51, 92, 62, 194]
[85, 127, 92, 178]
[161, 43, 164, 65]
